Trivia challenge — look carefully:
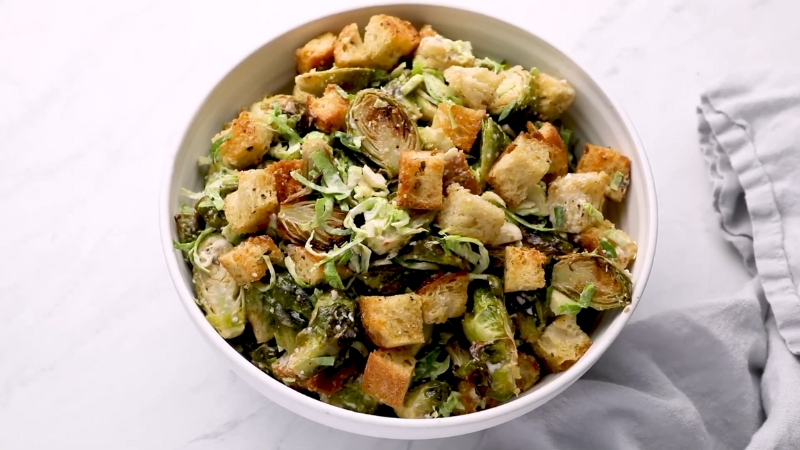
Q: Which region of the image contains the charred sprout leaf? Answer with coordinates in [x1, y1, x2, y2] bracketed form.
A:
[394, 380, 452, 419]
[446, 341, 483, 380]
[551, 253, 632, 311]
[506, 291, 549, 345]
[244, 288, 275, 344]
[272, 290, 358, 381]
[321, 379, 379, 414]
[250, 344, 279, 374]
[277, 201, 348, 250]
[174, 206, 202, 244]
[190, 233, 245, 339]
[346, 89, 421, 176]
[463, 287, 519, 401]
[355, 265, 429, 295]
[412, 347, 451, 383]
[295, 67, 374, 97]
[396, 237, 471, 271]
[522, 230, 575, 258]
[475, 118, 508, 188]
[271, 272, 315, 325]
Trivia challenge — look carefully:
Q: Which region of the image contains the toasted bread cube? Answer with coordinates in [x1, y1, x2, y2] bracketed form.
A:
[361, 349, 415, 408]
[223, 169, 278, 234]
[534, 122, 569, 180]
[487, 132, 551, 208]
[413, 35, 475, 72]
[432, 103, 484, 152]
[397, 151, 445, 210]
[443, 66, 502, 110]
[264, 160, 306, 204]
[285, 244, 326, 286]
[334, 15, 420, 70]
[577, 220, 638, 268]
[216, 111, 273, 170]
[516, 352, 541, 392]
[533, 72, 576, 121]
[504, 247, 547, 292]
[218, 235, 283, 285]
[547, 172, 609, 233]
[295, 32, 336, 74]
[418, 24, 439, 39]
[359, 294, 425, 348]
[417, 272, 470, 324]
[442, 148, 480, 194]
[533, 315, 591, 372]
[577, 144, 631, 202]
[437, 184, 505, 243]
[308, 84, 349, 133]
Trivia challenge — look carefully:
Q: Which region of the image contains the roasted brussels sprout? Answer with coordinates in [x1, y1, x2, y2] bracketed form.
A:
[320, 378, 379, 414]
[381, 75, 423, 121]
[522, 230, 575, 258]
[276, 201, 348, 249]
[271, 272, 315, 326]
[506, 290, 549, 346]
[272, 290, 358, 381]
[191, 233, 245, 339]
[295, 67, 374, 97]
[195, 196, 227, 229]
[463, 287, 520, 401]
[249, 343, 279, 374]
[244, 288, 275, 344]
[551, 253, 632, 311]
[394, 380, 452, 418]
[475, 117, 509, 188]
[412, 346, 451, 383]
[489, 66, 534, 117]
[396, 237, 471, 271]
[174, 206, 201, 244]
[346, 89, 421, 176]
[446, 341, 483, 381]
[355, 265, 430, 295]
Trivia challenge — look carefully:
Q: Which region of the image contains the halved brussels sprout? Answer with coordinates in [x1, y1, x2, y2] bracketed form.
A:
[489, 66, 534, 117]
[475, 117, 509, 188]
[295, 67, 374, 97]
[320, 378, 379, 414]
[346, 89, 421, 176]
[195, 196, 227, 229]
[394, 380, 452, 418]
[551, 253, 632, 311]
[506, 290, 549, 345]
[276, 201, 347, 249]
[381, 75, 423, 121]
[244, 288, 275, 344]
[192, 233, 245, 339]
[174, 206, 201, 244]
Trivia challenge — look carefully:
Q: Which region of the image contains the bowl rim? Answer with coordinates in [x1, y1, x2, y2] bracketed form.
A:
[159, 2, 658, 432]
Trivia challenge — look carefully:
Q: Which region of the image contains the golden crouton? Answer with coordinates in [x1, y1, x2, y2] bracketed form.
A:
[432, 103, 485, 152]
[436, 183, 506, 243]
[418, 24, 439, 39]
[361, 349, 415, 408]
[533, 315, 592, 372]
[397, 151, 445, 210]
[577, 144, 631, 202]
[417, 272, 470, 324]
[442, 148, 480, 194]
[308, 84, 349, 133]
[285, 244, 326, 286]
[547, 172, 609, 233]
[533, 122, 569, 180]
[223, 169, 278, 234]
[577, 220, 638, 268]
[264, 160, 306, 204]
[218, 235, 283, 285]
[359, 294, 425, 348]
[516, 352, 541, 392]
[334, 15, 420, 70]
[532, 72, 576, 121]
[413, 35, 475, 72]
[295, 32, 336, 74]
[216, 111, 273, 170]
[487, 132, 551, 208]
[456, 380, 483, 415]
[443, 66, 502, 110]
[504, 247, 547, 292]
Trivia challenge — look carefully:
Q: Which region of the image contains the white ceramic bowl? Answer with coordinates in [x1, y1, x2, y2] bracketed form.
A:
[160, 4, 657, 440]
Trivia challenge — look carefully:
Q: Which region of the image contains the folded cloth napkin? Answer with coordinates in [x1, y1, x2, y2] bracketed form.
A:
[473, 74, 800, 450]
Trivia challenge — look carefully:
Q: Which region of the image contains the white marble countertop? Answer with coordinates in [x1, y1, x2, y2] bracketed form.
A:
[2, 0, 796, 447]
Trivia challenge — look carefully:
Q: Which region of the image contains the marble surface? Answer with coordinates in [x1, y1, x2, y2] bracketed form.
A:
[2, 0, 797, 448]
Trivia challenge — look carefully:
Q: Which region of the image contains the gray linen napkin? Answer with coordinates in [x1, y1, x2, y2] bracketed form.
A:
[474, 74, 800, 449]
